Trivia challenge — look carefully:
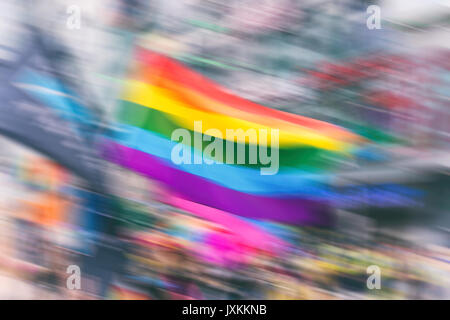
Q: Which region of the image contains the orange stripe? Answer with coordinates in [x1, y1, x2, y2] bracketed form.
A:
[134, 48, 359, 141]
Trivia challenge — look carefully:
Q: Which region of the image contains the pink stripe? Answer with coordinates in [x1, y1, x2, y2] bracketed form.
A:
[159, 191, 287, 253]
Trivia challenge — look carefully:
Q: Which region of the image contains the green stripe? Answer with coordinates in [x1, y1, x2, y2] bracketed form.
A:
[117, 100, 341, 171]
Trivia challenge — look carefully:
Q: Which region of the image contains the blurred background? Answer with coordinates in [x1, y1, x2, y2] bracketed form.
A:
[0, 0, 448, 299]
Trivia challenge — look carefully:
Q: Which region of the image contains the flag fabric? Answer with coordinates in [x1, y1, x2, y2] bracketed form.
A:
[0, 81, 104, 191]
[0, 30, 106, 191]
[107, 49, 362, 226]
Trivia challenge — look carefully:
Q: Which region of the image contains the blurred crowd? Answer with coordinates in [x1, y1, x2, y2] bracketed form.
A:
[0, 0, 449, 299]
[0, 150, 448, 300]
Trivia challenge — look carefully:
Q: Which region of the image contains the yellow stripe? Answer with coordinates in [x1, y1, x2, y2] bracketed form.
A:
[122, 80, 353, 151]
[142, 74, 361, 143]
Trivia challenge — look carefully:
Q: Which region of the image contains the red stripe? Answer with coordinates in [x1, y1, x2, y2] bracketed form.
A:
[134, 48, 350, 134]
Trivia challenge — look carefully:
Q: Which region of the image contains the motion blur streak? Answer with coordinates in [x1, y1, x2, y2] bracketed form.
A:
[0, 0, 448, 299]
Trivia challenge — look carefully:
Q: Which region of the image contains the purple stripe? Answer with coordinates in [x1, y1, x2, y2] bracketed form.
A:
[106, 141, 333, 226]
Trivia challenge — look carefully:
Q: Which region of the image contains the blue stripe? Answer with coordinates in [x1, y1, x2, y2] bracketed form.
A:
[14, 68, 94, 130]
[113, 124, 331, 197]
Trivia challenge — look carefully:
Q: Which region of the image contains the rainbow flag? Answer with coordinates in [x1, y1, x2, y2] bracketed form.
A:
[107, 49, 362, 226]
